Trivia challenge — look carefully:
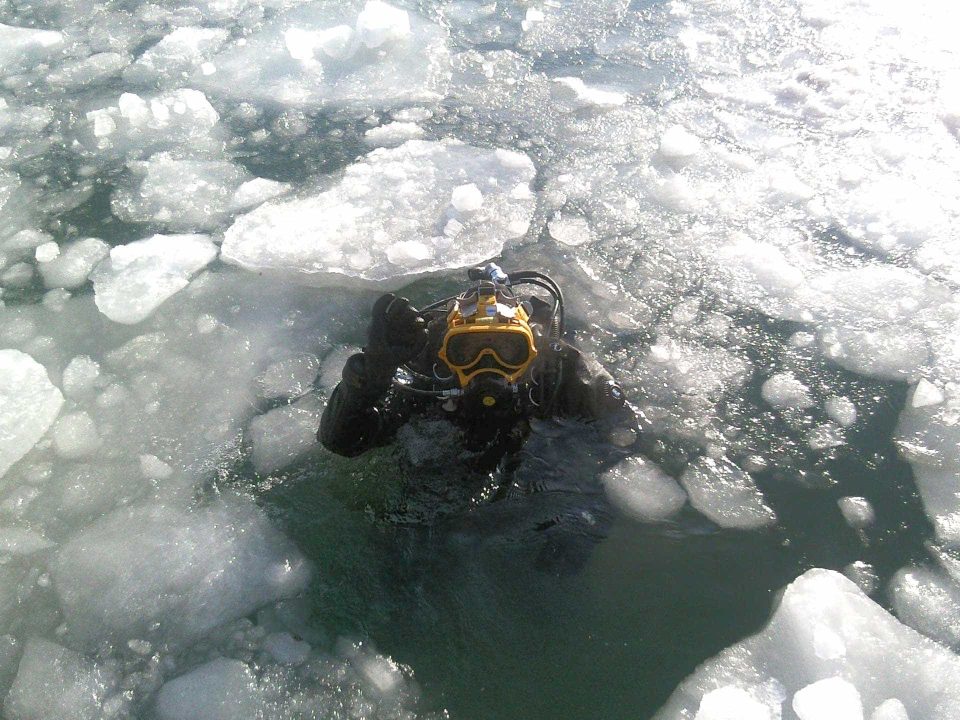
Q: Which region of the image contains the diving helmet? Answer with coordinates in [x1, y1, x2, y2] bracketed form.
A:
[438, 280, 538, 389]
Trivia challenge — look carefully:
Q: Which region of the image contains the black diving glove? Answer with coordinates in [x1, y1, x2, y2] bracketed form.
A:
[363, 293, 427, 386]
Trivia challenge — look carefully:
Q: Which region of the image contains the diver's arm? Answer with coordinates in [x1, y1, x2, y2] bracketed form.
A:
[319, 293, 427, 458]
[318, 353, 394, 457]
[551, 341, 639, 444]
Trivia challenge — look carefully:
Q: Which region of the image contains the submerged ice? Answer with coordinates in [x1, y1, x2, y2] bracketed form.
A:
[2, 0, 960, 715]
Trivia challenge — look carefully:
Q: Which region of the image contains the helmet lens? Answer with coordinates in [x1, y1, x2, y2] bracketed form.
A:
[445, 331, 530, 367]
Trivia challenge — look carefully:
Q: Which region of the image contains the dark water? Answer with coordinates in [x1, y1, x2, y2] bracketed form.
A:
[258, 357, 932, 719]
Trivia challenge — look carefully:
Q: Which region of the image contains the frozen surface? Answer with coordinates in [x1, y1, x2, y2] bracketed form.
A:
[0, 0, 959, 714]
[0, 350, 63, 479]
[222, 139, 536, 288]
[91, 234, 218, 324]
[49, 494, 311, 650]
[194, 0, 451, 113]
[656, 569, 960, 720]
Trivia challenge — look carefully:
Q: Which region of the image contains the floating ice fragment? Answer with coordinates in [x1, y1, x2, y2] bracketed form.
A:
[49, 495, 311, 649]
[155, 658, 261, 720]
[0, 24, 63, 74]
[139, 454, 173, 480]
[680, 457, 776, 529]
[656, 570, 960, 720]
[601, 455, 687, 521]
[451, 182, 484, 212]
[91, 234, 218, 324]
[195, 2, 447, 112]
[264, 631, 311, 665]
[659, 125, 702, 161]
[222, 140, 535, 289]
[910, 379, 944, 408]
[0, 349, 63, 479]
[124, 27, 229, 88]
[52, 411, 102, 460]
[694, 685, 775, 720]
[0, 526, 55, 555]
[838, 496, 875, 530]
[792, 676, 863, 720]
[4, 638, 115, 720]
[363, 121, 424, 147]
[871, 699, 909, 720]
[548, 213, 594, 247]
[248, 395, 323, 474]
[826, 396, 857, 427]
[761, 372, 814, 410]
[258, 354, 321, 401]
[356, 1, 411, 48]
[553, 77, 627, 109]
[34, 241, 59, 263]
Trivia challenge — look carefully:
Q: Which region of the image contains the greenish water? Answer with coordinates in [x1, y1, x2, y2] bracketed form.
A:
[257, 352, 931, 719]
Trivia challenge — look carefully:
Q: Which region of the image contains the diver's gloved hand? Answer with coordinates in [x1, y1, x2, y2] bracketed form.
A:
[364, 293, 427, 382]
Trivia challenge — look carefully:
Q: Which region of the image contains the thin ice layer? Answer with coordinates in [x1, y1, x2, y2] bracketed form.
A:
[0, 349, 64, 480]
[48, 494, 311, 650]
[655, 569, 960, 720]
[222, 139, 536, 288]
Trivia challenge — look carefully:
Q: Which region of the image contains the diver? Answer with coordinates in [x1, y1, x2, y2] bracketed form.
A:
[318, 264, 638, 473]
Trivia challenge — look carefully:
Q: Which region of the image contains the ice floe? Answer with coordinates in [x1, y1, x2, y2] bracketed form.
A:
[222, 139, 536, 288]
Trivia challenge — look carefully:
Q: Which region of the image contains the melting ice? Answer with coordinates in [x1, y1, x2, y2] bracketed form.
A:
[1, 0, 960, 717]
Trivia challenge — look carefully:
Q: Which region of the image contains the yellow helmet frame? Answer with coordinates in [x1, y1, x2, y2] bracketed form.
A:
[438, 285, 538, 387]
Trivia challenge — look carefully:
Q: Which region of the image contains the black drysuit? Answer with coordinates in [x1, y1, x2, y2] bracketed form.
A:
[319, 327, 635, 469]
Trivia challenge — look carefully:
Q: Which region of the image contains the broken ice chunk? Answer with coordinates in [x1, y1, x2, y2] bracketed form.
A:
[548, 213, 594, 247]
[601, 455, 686, 521]
[4, 638, 115, 720]
[0, 349, 64, 479]
[826, 396, 857, 427]
[112, 154, 286, 231]
[761, 372, 814, 410]
[248, 395, 323, 474]
[910, 378, 944, 409]
[38, 238, 110, 289]
[658, 124, 702, 164]
[363, 121, 424, 147]
[356, 0, 411, 48]
[0, 24, 63, 75]
[451, 182, 484, 212]
[656, 570, 960, 720]
[49, 495, 311, 649]
[694, 685, 775, 720]
[553, 77, 627, 110]
[124, 27, 230, 89]
[51, 411, 102, 460]
[680, 456, 776, 529]
[838, 496, 875, 530]
[0, 526, 56, 555]
[257, 354, 321, 401]
[222, 140, 535, 289]
[194, 1, 449, 113]
[155, 658, 261, 720]
[91, 234, 218, 324]
[792, 676, 863, 720]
